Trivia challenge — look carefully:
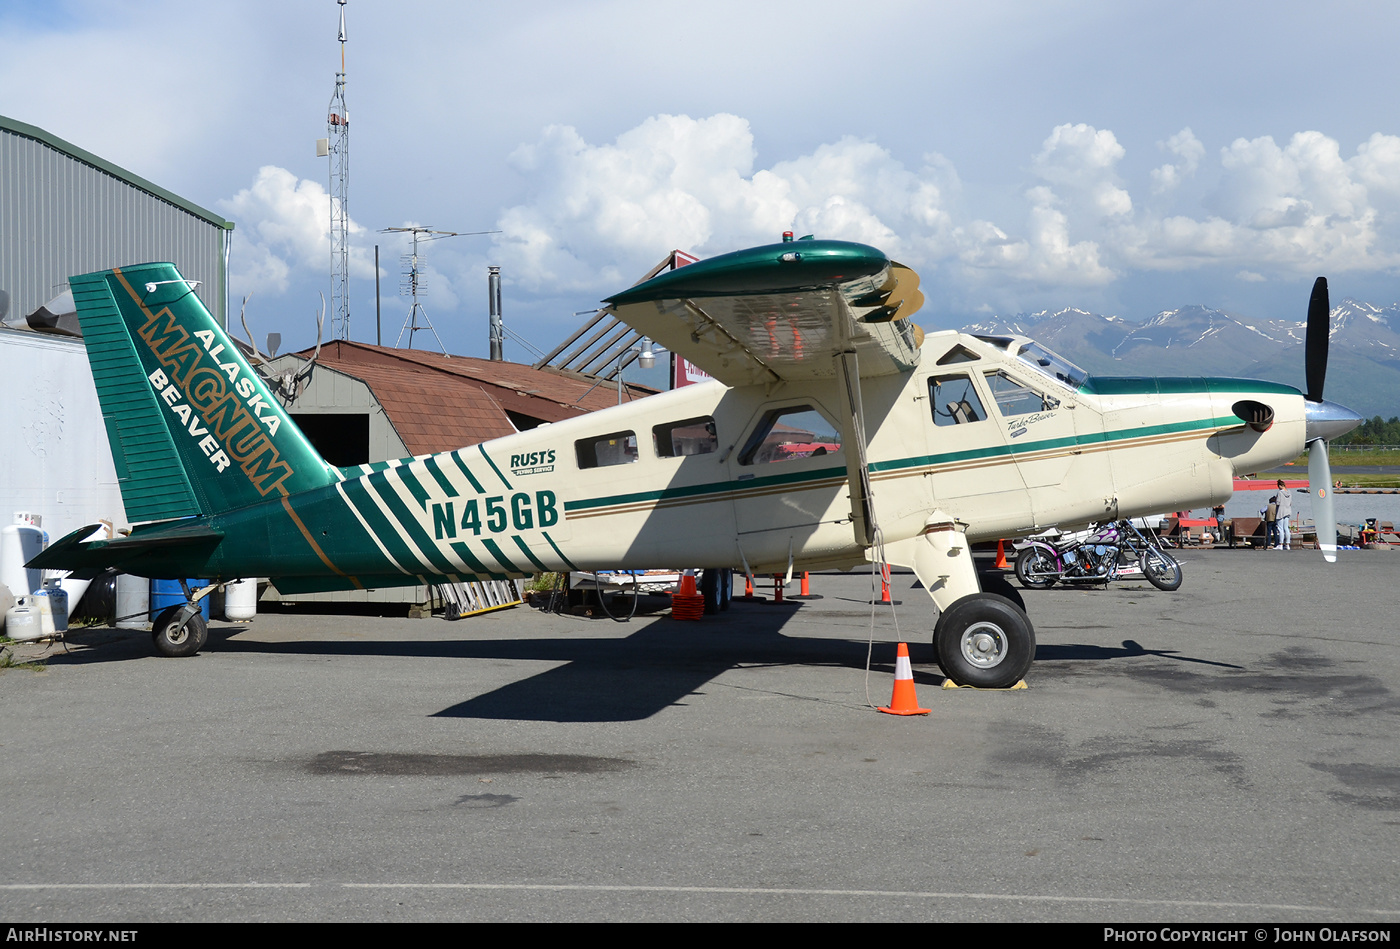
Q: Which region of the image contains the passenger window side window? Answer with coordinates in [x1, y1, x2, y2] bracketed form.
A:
[739, 406, 842, 465]
[575, 431, 639, 469]
[653, 416, 718, 457]
[930, 375, 987, 427]
[984, 370, 1058, 416]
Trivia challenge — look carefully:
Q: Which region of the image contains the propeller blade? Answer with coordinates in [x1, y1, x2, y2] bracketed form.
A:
[1305, 276, 1330, 402]
[1308, 438, 1337, 563]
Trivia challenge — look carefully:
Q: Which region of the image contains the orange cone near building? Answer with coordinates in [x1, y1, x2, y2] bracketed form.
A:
[878, 642, 931, 716]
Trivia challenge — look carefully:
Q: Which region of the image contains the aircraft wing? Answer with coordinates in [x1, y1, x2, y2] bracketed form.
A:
[605, 240, 924, 388]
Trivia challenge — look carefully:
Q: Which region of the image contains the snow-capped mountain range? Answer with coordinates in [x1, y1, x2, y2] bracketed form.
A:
[961, 300, 1400, 419]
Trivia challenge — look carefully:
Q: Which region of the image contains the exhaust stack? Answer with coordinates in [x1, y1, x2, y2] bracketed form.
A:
[488, 266, 503, 361]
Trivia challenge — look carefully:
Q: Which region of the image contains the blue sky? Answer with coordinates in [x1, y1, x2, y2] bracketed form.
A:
[4, 0, 1400, 366]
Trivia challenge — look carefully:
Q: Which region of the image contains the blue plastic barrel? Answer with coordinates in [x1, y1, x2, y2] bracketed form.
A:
[149, 579, 211, 621]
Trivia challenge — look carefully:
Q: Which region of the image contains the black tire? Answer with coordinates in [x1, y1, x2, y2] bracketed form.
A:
[1014, 547, 1058, 590]
[976, 571, 1027, 615]
[934, 593, 1036, 688]
[1139, 548, 1182, 591]
[152, 604, 208, 658]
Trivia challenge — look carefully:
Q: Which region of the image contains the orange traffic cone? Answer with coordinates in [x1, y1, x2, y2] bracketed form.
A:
[878, 642, 931, 716]
[995, 539, 1008, 569]
[671, 570, 705, 621]
[871, 563, 898, 604]
[790, 571, 822, 600]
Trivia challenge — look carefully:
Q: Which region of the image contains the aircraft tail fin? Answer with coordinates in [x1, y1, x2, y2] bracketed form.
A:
[70, 263, 338, 522]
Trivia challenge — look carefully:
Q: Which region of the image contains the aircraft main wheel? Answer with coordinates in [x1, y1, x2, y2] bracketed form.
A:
[1139, 548, 1183, 591]
[1014, 547, 1058, 589]
[934, 593, 1035, 689]
[152, 605, 208, 658]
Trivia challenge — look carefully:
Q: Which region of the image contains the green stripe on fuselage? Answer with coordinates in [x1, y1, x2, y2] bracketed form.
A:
[338, 477, 421, 574]
[541, 531, 578, 571]
[481, 538, 523, 574]
[1080, 377, 1300, 397]
[512, 536, 550, 571]
[564, 463, 846, 513]
[868, 414, 1240, 475]
[365, 470, 460, 576]
[562, 414, 1239, 518]
[450, 451, 485, 494]
[423, 455, 459, 498]
[477, 445, 512, 490]
[448, 541, 507, 581]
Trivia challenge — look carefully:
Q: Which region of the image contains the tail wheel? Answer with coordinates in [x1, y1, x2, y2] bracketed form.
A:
[934, 593, 1036, 688]
[152, 604, 208, 658]
[1014, 547, 1058, 589]
[1139, 548, 1183, 591]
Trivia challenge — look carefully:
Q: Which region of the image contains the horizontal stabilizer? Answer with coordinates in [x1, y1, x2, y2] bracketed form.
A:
[28, 521, 225, 578]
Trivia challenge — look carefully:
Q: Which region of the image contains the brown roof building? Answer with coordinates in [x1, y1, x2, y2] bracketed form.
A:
[265, 341, 655, 465]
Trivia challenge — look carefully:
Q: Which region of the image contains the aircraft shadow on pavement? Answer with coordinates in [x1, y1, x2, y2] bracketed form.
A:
[49, 604, 928, 722]
[1034, 638, 1244, 670]
[45, 608, 1240, 722]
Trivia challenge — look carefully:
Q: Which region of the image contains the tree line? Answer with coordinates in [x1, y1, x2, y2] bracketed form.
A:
[1335, 415, 1400, 446]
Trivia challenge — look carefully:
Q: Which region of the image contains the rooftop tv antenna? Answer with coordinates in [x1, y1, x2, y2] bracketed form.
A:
[380, 226, 499, 353]
[323, 0, 350, 340]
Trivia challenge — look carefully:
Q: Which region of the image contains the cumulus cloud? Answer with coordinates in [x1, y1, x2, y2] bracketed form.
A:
[219, 166, 375, 297]
[492, 114, 1400, 308]
[1033, 123, 1132, 218]
[492, 114, 957, 292]
[1151, 128, 1205, 193]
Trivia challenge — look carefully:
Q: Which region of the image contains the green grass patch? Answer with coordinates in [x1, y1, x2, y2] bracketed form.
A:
[1333, 475, 1400, 488]
[0, 638, 47, 672]
[1282, 448, 1400, 469]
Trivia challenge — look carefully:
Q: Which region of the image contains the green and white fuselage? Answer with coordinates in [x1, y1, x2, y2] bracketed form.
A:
[35, 241, 1354, 684]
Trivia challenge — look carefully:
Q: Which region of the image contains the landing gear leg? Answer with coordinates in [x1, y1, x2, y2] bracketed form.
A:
[898, 512, 1037, 688]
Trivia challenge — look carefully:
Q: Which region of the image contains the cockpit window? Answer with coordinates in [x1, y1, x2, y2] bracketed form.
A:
[984, 370, 1059, 416]
[930, 375, 988, 427]
[1015, 341, 1088, 390]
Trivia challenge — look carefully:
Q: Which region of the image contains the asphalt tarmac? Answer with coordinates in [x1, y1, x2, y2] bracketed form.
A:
[1, 551, 1397, 923]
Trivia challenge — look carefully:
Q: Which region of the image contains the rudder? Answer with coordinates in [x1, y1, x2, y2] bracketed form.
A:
[71, 262, 337, 522]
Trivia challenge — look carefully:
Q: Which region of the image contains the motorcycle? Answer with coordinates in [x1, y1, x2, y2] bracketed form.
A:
[1013, 519, 1182, 591]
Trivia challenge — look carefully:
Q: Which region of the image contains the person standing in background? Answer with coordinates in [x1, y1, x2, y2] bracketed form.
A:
[1275, 479, 1293, 550]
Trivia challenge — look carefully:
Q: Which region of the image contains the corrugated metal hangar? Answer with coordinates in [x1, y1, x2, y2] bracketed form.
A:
[0, 114, 233, 565]
[0, 114, 232, 329]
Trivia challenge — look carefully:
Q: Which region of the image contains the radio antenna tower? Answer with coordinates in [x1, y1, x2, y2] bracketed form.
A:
[380, 225, 500, 354]
[326, 0, 350, 340]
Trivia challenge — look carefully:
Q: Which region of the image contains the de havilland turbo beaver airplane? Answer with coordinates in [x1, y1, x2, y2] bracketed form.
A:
[31, 238, 1361, 687]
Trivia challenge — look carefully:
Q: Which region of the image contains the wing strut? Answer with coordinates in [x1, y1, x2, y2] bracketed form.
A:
[834, 349, 874, 548]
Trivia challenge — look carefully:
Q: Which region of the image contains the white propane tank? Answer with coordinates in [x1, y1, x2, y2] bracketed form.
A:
[0, 581, 14, 628]
[41, 577, 68, 632]
[223, 578, 258, 621]
[5, 597, 42, 642]
[115, 573, 149, 630]
[0, 524, 45, 596]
